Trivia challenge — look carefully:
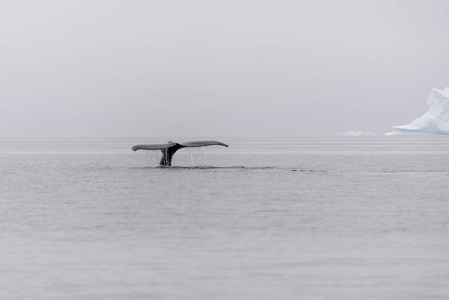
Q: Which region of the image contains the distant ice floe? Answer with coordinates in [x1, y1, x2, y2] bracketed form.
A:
[386, 87, 449, 135]
[335, 131, 375, 136]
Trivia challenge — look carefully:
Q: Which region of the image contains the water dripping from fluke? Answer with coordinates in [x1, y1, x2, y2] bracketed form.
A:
[187, 148, 194, 167]
[201, 146, 208, 165]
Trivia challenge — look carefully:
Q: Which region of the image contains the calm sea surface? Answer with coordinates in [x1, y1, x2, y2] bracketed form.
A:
[1, 136, 448, 299]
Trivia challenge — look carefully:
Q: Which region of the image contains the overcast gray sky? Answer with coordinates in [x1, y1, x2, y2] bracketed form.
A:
[1, 0, 449, 137]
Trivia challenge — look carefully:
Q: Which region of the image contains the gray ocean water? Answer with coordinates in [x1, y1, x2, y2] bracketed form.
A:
[1, 136, 448, 299]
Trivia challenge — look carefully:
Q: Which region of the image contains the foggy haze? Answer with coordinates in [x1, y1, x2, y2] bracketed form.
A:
[1, 0, 449, 137]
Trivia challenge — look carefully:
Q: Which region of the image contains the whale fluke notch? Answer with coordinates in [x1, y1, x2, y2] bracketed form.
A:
[132, 140, 228, 166]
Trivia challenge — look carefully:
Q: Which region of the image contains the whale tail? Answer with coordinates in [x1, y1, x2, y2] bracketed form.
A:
[132, 140, 228, 166]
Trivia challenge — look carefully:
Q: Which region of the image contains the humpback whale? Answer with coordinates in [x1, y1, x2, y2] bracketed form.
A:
[132, 140, 229, 166]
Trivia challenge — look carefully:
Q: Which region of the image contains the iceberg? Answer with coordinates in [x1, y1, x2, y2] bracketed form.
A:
[335, 131, 375, 136]
[386, 87, 449, 135]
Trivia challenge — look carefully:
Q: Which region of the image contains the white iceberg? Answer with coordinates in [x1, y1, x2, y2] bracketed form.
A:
[387, 87, 449, 135]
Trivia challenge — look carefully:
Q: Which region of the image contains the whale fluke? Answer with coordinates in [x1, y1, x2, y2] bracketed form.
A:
[131, 142, 177, 151]
[132, 140, 228, 166]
